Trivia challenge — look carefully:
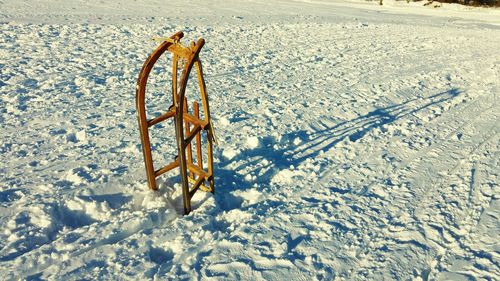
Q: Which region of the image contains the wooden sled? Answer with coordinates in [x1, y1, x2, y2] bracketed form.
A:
[136, 31, 215, 215]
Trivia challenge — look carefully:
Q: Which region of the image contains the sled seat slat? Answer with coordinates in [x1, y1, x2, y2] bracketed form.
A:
[187, 162, 209, 179]
[168, 44, 192, 59]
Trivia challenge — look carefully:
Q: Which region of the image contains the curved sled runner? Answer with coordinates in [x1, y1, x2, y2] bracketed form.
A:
[136, 31, 215, 215]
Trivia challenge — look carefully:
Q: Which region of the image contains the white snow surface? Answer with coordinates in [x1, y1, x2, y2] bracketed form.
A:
[1, 0, 499, 280]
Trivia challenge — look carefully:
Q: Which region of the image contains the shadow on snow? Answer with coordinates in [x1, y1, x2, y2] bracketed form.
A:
[214, 88, 462, 212]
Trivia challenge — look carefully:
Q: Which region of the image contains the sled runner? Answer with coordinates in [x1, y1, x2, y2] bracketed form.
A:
[136, 31, 215, 215]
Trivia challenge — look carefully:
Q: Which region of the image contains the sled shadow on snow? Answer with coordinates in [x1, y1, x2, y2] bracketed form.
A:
[214, 88, 462, 212]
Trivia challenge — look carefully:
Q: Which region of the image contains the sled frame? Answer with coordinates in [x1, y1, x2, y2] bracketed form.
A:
[136, 31, 215, 215]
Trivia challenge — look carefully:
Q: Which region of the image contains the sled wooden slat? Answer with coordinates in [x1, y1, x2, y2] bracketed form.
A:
[189, 176, 205, 198]
[148, 110, 176, 127]
[184, 125, 202, 146]
[183, 113, 209, 129]
[168, 44, 192, 59]
[194, 102, 203, 171]
[187, 162, 209, 179]
[155, 160, 179, 177]
[188, 177, 210, 191]
[184, 98, 194, 178]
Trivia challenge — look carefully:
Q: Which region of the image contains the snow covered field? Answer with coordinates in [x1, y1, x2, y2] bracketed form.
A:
[1, 0, 499, 279]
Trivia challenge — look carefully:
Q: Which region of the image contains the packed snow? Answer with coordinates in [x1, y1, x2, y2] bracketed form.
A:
[1, 0, 499, 280]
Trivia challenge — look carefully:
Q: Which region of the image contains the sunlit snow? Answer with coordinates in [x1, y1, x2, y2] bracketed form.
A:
[1, 0, 499, 279]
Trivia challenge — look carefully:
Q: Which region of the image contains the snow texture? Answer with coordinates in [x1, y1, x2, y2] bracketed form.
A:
[1, 0, 499, 280]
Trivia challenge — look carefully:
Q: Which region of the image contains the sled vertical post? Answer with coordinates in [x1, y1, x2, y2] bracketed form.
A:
[184, 97, 194, 178]
[135, 31, 215, 215]
[194, 101, 203, 171]
[172, 54, 178, 105]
